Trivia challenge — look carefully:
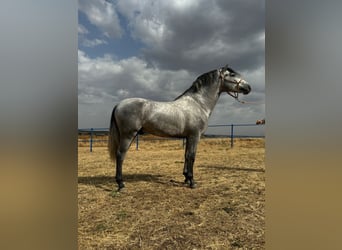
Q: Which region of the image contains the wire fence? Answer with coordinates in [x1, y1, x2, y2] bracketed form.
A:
[78, 123, 265, 152]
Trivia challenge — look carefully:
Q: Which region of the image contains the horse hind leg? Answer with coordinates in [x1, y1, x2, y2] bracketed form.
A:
[115, 134, 137, 191]
[183, 168, 190, 184]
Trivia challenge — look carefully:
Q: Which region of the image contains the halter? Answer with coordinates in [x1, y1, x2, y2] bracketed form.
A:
[219, 69, 246, 104]
[227, 79, 246, 103]
[219, 68, 264, 105]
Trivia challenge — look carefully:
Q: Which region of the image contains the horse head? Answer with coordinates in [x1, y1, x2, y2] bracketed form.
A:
[219, 65, 251, 97]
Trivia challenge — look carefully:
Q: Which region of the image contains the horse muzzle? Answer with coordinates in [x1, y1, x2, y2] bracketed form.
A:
[240, 83, 251, 95]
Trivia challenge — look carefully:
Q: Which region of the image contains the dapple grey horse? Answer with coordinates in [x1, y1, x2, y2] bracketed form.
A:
[108, 65, 251, 191]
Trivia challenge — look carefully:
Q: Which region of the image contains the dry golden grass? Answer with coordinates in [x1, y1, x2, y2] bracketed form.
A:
[78, 138, 265, 249]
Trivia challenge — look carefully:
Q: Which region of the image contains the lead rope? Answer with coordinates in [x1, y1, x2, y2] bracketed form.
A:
[231, 94, 264, 105]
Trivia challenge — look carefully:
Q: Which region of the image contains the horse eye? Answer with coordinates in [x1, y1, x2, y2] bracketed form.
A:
[229, 73, 236, 77]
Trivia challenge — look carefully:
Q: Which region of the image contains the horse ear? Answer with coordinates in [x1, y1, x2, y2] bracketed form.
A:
[223, 64, 229, 71]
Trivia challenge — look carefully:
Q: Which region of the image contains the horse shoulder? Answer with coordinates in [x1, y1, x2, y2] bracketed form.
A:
[174, 98, 209, 132]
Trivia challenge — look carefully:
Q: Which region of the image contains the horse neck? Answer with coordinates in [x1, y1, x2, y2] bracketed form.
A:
[193, 85, 221, 117]
[176, 78, 221, 118]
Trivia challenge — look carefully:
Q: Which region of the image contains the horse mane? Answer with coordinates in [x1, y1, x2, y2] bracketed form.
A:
[174, 69, 218, 100]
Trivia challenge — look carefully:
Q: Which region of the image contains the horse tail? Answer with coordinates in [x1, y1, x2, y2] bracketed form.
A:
[108, 105, 119, 161]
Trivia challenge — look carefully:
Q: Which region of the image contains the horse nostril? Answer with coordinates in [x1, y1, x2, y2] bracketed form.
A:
[244, 85, 251, 94]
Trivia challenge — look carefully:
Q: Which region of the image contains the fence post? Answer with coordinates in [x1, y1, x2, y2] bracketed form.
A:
[136, 134, 139, 150]
[230, 124, 234, 148]
[90, 128, 93, 152]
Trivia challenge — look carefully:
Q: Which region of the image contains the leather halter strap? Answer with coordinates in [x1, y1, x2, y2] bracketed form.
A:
[219, 69, 245, 103]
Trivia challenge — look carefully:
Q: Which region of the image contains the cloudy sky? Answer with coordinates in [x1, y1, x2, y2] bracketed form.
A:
[78, 0, 265, 135]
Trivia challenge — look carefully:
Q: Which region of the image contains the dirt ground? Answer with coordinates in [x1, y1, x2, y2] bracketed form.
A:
[78, 137, 265, 249]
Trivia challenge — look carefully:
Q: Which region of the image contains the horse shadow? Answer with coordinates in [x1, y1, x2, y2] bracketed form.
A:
[78, 166, 264, 192]
[197, 165, 265, 172]
[78, 173, 166, 191]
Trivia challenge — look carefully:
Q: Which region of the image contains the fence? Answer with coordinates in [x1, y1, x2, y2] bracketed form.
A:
[78, 123, 265, 152]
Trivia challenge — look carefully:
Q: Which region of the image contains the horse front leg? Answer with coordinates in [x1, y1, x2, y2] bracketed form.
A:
[183, 147, 190, 184]
[183, 135, 200, 188]
[183, 165, 190, 185]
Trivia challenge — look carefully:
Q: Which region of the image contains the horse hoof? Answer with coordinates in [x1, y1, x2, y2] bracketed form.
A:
[190, 182, 197, 189]
[117, 183, 125, 192]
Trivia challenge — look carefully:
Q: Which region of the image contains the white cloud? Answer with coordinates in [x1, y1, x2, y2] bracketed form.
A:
[79, 0, 122, 38]
[115, 0, 264, 72]
[78, 86, 105, 104]
[78, 50, 123, 85]
[78, 50, 194, 106]
[117, 0, 199, 48]
[82, 38, 108, 48]
[172, 0, 198, 9]
[243, 65, 265, 94]
[117, 89, 129, 98]
[78, 24, 89, 35]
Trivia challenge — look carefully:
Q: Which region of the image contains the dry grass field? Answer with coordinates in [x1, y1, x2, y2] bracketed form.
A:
[78, 137, 265, 249]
